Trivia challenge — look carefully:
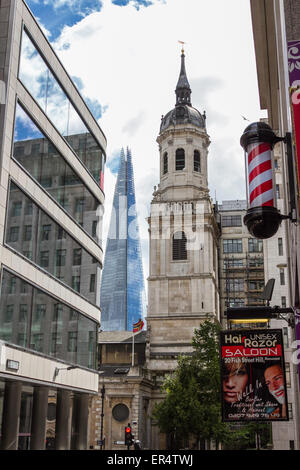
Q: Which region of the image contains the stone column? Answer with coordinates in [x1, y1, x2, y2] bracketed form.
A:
[72, 394, 89, 450]
[30, 386, 49, 450]
[55, 390, 71, 450]
[0, 381, 22, 450]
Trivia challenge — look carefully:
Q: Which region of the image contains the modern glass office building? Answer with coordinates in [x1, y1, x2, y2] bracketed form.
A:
[100, 148, 146, 331]
[0, 0, 106, 449]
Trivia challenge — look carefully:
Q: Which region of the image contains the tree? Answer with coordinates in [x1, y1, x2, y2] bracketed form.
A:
[152, 320, 270, 449]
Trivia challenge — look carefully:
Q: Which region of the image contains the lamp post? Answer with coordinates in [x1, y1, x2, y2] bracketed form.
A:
[240, 121, 294, 239]
[100, 384, 105, 450]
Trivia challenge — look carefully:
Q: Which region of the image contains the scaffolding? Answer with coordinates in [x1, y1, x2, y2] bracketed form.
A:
[222, 253, 265, 310]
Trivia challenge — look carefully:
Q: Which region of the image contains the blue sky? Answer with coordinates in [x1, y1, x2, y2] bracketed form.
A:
[26, 0, 155, 40]
[24, 0, 266, 283]
[27, 0, 103, 40]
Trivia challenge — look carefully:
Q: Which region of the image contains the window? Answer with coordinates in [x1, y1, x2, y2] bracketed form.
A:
[175, 148, 185, 171]
[4, 305, 13, 322]
[226, 298, 245, 307]
[18, 30, 105, 190]
[69, 309, 79, 321]
[40, 251, 49, 268]
[42, 224, 51, 240]
[281, 296, 287, 308]
[51, 332, 62, 354]
[57, 227, 66, 239]
[222, 215, 242, 227]
[248, 238, 263, 253]
[21, 280, 28, 294]
[172, 231, 187, 260]
[8, 276, 16, 294]
[194, 150, 200, 172]
[23, 225, 32, 241]
[248, 257, 263, 267]
[280, 268, 285, 285]
[8, 226, 19, 242]
[53, 304, 63, 322]
[56, 249, 66, 267]
[34, 304, 46, 322]
[92, 221, 97, 238]
[163, 152, 168, 174]
[225, 279, 244, 292]
[25, 201, 33, 215]
[248, 280, 264, 291]
[0, 270, 97, 367]
[6, 183, 99, 305]
[224, 259, 244, 268]
[72, 276, 81, 292]
[73, 248, 82, 266]
[75, 198, 85, 213]
[276, 184, 280, 200]
[19, 304, 28, 322]
[223, 239, 242, 254]
[31, 333, 43, 352]
[68, 331, 78, 352]
[12, 201, 22, 217]
[90, 274, 96, 292]
[278, 238, 283, 256]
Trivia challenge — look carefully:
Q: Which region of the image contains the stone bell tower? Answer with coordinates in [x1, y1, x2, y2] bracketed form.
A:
[146, 48, 220, 376]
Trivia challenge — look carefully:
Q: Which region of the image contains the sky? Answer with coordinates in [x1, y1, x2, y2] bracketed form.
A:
[26, 0, 267, 290]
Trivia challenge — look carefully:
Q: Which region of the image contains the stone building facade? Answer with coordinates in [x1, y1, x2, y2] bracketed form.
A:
[89, 49, 220, 450]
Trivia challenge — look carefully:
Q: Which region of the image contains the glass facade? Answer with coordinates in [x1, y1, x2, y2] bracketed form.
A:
[0, 270, 97, 368]
[13, 102, 103, 243]
[100, 148, 146, 331]
[18, 29, 105, 191]
[5, 182, 101, 305]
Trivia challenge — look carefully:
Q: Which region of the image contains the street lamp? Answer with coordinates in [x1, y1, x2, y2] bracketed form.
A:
[100, 384, 105, 450]
[240, 121, 295, 239]
[53, 365, 78, 380]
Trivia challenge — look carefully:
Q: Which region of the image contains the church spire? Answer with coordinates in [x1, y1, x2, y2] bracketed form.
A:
[175, 49, 191, 106]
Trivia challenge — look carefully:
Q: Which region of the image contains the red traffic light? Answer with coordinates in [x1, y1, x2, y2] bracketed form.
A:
[125, 427, 131, 433]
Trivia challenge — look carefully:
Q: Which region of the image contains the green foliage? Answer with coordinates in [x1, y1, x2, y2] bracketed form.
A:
[152, 320, 272, 450]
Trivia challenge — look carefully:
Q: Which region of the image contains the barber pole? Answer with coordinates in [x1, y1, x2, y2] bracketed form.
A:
[247, 141, 274, 208]
[240, 121, 287, 239]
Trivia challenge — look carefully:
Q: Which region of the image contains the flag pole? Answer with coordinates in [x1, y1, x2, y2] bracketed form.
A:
[132, 330, 135, 367]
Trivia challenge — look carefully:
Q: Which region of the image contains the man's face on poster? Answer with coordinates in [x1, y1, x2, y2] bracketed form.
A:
[264, 364, 285, 405]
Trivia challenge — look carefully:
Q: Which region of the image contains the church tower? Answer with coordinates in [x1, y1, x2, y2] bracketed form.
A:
[146, 49, 220, 375]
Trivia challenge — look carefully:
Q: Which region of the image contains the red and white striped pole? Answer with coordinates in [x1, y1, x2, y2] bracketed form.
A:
[247, 141, 274, 208]
[241, 122, 285, 239]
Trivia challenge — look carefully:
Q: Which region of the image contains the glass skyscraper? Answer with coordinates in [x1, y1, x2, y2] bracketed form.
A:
[100, 148, 146, 331]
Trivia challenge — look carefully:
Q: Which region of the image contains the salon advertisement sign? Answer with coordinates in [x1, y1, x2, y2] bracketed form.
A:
[220, 329, 289, 422]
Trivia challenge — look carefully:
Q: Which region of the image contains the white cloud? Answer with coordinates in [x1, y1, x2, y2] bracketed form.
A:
[49, 0, 266, 283]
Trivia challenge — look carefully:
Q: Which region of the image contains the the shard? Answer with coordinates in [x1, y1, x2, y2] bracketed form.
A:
[100, 148, 146, 331]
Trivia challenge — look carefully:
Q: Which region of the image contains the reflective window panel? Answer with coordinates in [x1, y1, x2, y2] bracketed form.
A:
[5, 182, 101, 306]
[18, 29, 105, 190]
[0, 270, 97, 369]
[13, 102, 103, 244]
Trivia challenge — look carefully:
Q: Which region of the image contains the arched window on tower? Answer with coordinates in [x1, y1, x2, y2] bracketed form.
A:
[175, 148, 185, 171]
[163, 152, 168, 174]
[194, 150, 201, 172]
[172, 231, 187, 260]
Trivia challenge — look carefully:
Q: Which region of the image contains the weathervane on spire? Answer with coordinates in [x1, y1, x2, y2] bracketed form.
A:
[178, 40, 186, 54]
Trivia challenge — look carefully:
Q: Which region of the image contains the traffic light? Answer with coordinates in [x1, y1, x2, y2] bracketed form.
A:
[125, 424, 133, 447]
